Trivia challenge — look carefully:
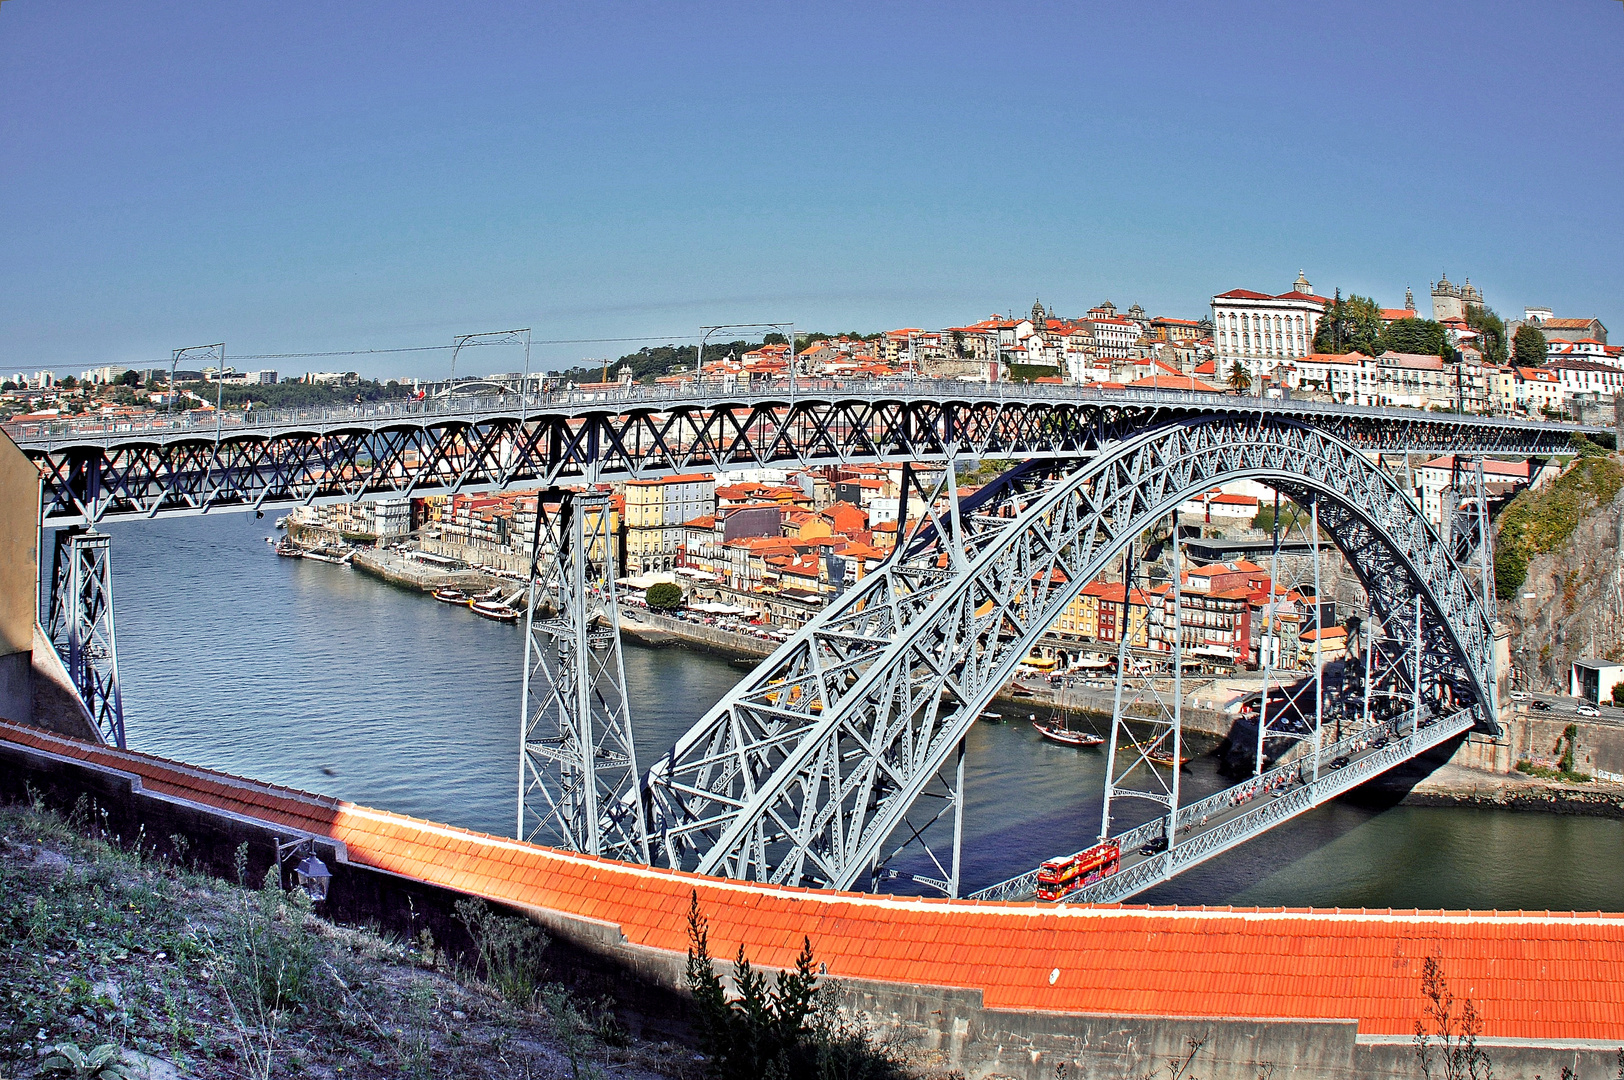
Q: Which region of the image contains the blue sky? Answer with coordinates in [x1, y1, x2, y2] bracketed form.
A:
[2, 1, 1620, 379]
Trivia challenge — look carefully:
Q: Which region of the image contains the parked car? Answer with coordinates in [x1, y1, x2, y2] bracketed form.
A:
[1577, 704, 1601, 717]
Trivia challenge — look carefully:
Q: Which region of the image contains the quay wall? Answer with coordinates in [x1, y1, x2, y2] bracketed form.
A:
[1444, 711, 1624, 783]
[1, 718, 1620, 1080]
[617, 605, 776, 660]
[349, 546, 497, 594]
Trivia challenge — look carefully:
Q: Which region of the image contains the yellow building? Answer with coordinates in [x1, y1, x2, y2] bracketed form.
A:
[624, 474, 715, 573]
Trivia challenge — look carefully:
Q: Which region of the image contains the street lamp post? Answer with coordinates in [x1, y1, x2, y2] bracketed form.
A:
[698, 321, 797, 395]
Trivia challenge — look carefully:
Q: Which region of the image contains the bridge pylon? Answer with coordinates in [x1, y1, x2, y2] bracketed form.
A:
[518, 490, 649, 862]
[47, 528, 125, 748]
[1098, 516, 1187, 859]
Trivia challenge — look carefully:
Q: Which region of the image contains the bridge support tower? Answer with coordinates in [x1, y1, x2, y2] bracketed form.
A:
[518, 491, 649, 862]
[46, 528, 125, 748]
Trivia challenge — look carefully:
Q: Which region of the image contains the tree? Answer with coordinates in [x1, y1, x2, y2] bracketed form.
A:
[1513, 325, 1548, 365]
[644, 582, 684, 611]
[59, 375, 78, 389]
[119, 369, 141, 387]
[1313, 292, 1384, 355]
[1227, 360, 1252, 394]
[1381, 318, 1448, 357]
[1465, 305, 1508, 365]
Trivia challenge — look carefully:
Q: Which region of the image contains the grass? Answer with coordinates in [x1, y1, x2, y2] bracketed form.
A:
[1515, 760, 1593, 784]
[0, 792, 690, 1080]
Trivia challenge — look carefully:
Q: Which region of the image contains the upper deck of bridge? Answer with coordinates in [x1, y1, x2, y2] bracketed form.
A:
[6, 377, 1604, 454]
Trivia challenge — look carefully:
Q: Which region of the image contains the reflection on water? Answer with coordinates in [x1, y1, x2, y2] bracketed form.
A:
[98, 514, 1624, 910]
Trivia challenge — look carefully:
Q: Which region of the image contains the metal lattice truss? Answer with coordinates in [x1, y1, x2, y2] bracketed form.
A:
[16, 384, 1591, 526]
[46, 530, 126, 748]
[519, 492, 649, 862]
[645, 415, 1496, 891]
[974, 703, 1477, 904]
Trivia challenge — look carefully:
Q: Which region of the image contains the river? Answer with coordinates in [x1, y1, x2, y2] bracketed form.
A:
[95, 513, 1624, 911]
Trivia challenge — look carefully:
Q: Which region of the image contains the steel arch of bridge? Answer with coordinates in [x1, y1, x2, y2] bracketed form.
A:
[14, 383, 1593, 526]
[642, 415, 1495, 892]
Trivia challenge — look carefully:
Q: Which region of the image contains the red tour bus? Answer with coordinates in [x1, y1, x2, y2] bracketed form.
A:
[1035, 841, 1121, 901]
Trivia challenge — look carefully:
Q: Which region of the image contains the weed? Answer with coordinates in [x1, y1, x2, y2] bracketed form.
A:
[538, 984, 605, 1080]
[1414, 957, 1493, 1080]
[208, 850, 326, 1079]
[1140, 1035, 1208, 1080]
[454, 896, 551, 1006]
[39, 1041, 130, 1079]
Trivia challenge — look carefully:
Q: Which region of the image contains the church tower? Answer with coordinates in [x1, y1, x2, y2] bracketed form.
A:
[1031, 298, 1047, 327]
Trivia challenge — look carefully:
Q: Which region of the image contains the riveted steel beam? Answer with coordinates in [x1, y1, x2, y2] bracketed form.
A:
[647, 415, 1496, 892]
[13, 383, 1594, 526]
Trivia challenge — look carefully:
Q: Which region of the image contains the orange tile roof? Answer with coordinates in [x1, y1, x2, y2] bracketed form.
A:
[6, 719, 1622, 1041]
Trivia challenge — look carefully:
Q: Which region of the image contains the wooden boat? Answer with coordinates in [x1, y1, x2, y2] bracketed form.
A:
[1032, 720, 1104, 747]
[1146, 735, 1191, 769]
[470, 599, 519, 623]
[432, 588, 469, 604]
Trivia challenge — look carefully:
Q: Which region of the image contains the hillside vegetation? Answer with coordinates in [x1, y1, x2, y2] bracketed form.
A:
[1495, 448, 1624, 600]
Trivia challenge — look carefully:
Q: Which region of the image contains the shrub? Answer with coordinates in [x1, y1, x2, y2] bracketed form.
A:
[644, 582, 684, 611]
[1494, 455, 1624, 600]
[684, 892, 903, 1080]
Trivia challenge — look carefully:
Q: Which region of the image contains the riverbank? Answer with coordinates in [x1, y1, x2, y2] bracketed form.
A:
[1366, 761, 1624, 819]
[287, 537, 1624, 826]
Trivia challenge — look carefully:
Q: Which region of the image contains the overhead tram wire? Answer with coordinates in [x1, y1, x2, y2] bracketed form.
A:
[110, 334, 716, 368]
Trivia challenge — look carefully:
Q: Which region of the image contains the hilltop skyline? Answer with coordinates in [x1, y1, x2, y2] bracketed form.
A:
[2, 1, 1620, 378]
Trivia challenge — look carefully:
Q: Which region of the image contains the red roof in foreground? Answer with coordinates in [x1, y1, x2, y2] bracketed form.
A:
[5, 719, 1622, 1041]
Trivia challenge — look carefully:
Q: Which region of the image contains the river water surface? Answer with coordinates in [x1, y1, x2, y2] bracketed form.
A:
[97, 514, 1624, 910]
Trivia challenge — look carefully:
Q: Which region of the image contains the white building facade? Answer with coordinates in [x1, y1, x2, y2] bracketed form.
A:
[1210, 272, 1329, 381]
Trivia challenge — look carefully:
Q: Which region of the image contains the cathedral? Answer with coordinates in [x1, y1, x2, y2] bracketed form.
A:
[1430, 274, 1484, 322]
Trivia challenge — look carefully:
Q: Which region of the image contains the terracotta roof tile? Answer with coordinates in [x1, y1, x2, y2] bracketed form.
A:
[7, 719, 1624, 1041]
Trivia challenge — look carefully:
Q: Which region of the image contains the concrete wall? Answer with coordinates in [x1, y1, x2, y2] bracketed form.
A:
[0, 430, 40, 725]
[5, 735, 1619, 1080]
[1447, 711, 1624, 782]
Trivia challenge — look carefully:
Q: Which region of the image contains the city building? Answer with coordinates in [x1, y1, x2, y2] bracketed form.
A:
[1211, 272, 1330, 381]
[1512, 308, 1608, 346]
[1512, 367, 1564, 415]
[1413, 456, 1545, 527]
[1376, 352, 1454, 410]
[1545, 357, 1624, 405]
[624, 474, 716, 573]
[1294, 352, 1380, 404]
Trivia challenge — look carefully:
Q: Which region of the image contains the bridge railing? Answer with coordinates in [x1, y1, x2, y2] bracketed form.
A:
[6, 376, 1600, 447]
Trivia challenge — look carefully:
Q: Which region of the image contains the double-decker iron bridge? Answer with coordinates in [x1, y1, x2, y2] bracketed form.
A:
[8, 380, 1601, 902]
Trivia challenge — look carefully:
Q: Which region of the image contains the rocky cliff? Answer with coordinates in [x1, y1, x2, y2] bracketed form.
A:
[1498, 452, 1624, 692]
